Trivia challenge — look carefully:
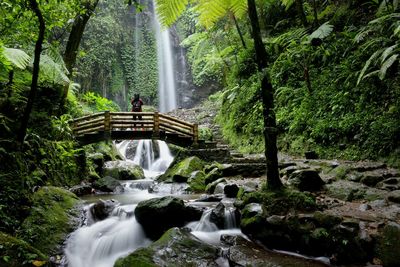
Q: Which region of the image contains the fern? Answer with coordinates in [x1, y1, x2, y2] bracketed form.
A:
[357, 49, 382, 85]
[308, 22, 334, 41]
[154, 0, 189, 27]
[39, 55, 70, 86]
[2, 47, 31, 70]
[379, 54, 398, 79]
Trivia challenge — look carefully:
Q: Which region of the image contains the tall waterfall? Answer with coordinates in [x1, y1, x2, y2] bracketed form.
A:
[151, 0, 177, 112]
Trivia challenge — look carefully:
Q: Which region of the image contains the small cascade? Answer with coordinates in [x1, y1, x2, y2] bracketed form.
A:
[224, 207, 238, 229]
[132, 140, 155, 169]
[187, 209, 218, 232]
[65, 205, 151, 267]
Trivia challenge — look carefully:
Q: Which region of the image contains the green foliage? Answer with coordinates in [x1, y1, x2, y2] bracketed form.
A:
[199, 127, 213, 141]
[80, 92, 120, 113]
[19, 186, 79, 256]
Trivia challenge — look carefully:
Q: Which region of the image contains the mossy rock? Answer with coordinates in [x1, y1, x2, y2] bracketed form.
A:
[19, 186, 80, 256]
[104, 161, 145, 180]
[93, 176, 123, 192]
[0, 232, 48, 267]
[134, 196, 202, 240]
[376, 222, 400, 267]
[158, 156, 205, 183]
[205, 178, 226, 194]
[187, 171, 207, 192]
[114, 228, 219, 267]
[204, 167, 224, 185]
[88, 141, 122, 161]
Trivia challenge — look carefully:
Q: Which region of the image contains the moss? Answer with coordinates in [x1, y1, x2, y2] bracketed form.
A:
[376, 223, 400, 267]
[158, 156, 205, 183]
[241, 189, 317, 215]
[0, 232, 48, 267]
[19, 186, 80, 256]
[199, 127, 213, 141]
[114, 248, 157, 267]
[187, 171, 207, 192]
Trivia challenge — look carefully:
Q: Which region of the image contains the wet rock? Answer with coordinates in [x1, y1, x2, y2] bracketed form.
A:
[90, 199, 119, 221]
[360, 171, 386, 187]
[313, 211, 343, 228]
[280, 165, 300, 177]
[93, 176, 123, 193]
[205, 178, 226, 194]
[266, 215, 285, 226]
[194, 194, 224, 202]
[114, 228, 219, 267]
[224, 184, 239, 198]
[227, 235, 328, 267]
[326, 180, 387, 201]
[135, 196, 202, 240]
[376, 222, 400, 267]
[204, 167, 223, 185]
[387, 190, 400, 203]
[69, 184, 93, 196]
[287, 169, 325, 191]
[104, 160, 145, 180]
[377, 177, 400, 191]
[158, 156, 205, 183]
[187, 170, 206, 192]
[210, 202, 225, 229]
[213, 182, 225, 194]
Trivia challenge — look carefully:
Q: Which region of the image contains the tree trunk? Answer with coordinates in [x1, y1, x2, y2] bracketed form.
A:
[231, 13, 247, 49]
[295, 0, 308, 27]
[312, 0, 319, 28]
[247, 0, 282, 189]
[17, 0, 45, 144]
[61, 0, 99, 105]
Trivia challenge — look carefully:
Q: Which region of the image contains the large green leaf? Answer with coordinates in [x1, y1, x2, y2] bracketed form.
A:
[357, 49, 382, 85]
[2, 47, 31, 70]
[154, 0, 189, 27]
[309, 22, 334, 40]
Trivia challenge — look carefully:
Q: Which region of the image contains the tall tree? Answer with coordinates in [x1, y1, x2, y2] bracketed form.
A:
[17, 0, 45, 143]
[247, 0, 282, 189]
[61, 0, 100, 105]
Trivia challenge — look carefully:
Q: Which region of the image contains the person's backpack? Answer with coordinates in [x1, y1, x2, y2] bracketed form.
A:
[132, 100, 141, 111]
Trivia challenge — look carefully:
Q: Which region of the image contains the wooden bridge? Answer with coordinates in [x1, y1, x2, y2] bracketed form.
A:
[71, 111, 210, 147]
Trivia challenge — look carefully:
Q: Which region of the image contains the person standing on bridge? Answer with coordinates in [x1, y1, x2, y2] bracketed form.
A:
[131, 93, 144, 129]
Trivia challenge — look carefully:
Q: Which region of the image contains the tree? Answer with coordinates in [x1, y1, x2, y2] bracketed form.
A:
[17, 0, 45, 144]
[155, 0, 283, 188]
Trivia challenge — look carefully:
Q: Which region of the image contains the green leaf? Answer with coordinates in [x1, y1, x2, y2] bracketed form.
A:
[155, 0, 189, 27]
[309, 22, 334, 40]
[379, 54, 398, 80]
[2, 47, 31, 70]
[357, 49, 382, 85]
[381, 44, 397, 63]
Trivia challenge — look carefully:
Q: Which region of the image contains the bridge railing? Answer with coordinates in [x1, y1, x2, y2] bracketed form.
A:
[71, 111, 198, 144]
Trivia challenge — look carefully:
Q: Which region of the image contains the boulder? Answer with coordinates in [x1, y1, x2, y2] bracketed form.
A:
[114, 228, 219, 267]
[204, 167, 223, 185]
[104, 160, 145, 180]
[210, 202, 226, 229]
[326, 180, 387, 201]
[387, 190, 400, 203]
[287, 169, 325, 191]
[19, 187, 80, 256]
[89, 199, 119, 222]
[205, 178, 226, 194]
[377, 177, 400, 191]
[226, 235, 328, 267]
[360, 171, 386, 187]
[158, 156, 205, 183]
[376, 222, 400, 267]
[187, 171, 207, 192]
[224, 184, 239, 198]
[93, 176, 123, 193]
[69, 184, 93, 196]
[134, 196, 202, 240]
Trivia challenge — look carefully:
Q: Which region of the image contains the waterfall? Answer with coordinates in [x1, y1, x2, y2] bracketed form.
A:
[64, 205, 151, 267]
[152, 0, 177, 112]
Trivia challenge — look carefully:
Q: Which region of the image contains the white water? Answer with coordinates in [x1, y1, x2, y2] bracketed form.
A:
[152, 0, 177, 112]
[65, 140, 243, 267]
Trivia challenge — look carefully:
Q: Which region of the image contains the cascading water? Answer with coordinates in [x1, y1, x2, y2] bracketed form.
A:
[151, 0, 177, 112]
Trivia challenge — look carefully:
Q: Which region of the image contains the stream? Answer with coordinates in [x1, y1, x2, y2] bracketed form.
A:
[63, 140, 243, 267]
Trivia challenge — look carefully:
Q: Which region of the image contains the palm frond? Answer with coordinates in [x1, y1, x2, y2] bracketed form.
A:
[39, 55, 70, 86]
[308, 22, 334, 40]
[154, 0, 189, 27]
[230, 0, 247, 19]
[196, 0, 230, 28]
[2, 47, 31, 70]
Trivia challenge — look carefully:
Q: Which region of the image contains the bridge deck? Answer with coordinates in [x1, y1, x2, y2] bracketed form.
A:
[71, 111, 212, 148]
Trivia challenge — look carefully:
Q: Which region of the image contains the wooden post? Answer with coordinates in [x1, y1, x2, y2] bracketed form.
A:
[104, 111, 111, 140]
[193, 123, 199, 145]
[153, 112, 160, 138]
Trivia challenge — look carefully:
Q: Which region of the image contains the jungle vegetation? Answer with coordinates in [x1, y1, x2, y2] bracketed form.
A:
[0, 0, 399, 263]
